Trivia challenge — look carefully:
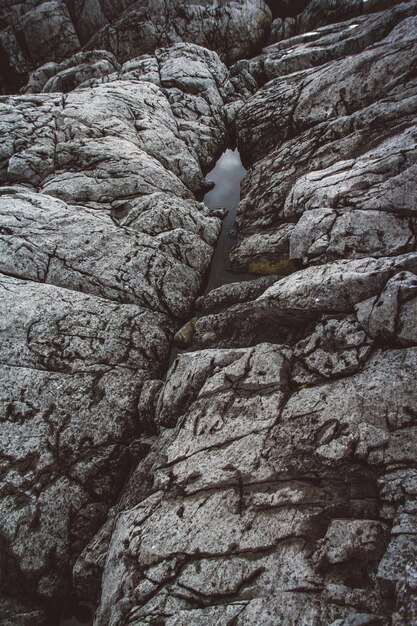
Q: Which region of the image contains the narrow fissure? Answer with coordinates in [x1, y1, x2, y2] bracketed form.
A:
[166, 147, 253, 370]
[58, 148, 249, 626]
[202, 148, 252, 294]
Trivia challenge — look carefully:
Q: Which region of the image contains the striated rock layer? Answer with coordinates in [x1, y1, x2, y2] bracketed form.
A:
[1, 0, 417, 625]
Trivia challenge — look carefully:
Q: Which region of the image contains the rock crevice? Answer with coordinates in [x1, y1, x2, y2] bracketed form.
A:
[1, 1, 417, 625]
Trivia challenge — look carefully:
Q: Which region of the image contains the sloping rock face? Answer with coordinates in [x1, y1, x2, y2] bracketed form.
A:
[0, 43, 238, 624]
[86, 2, 417, 626]
[0, 0, 272, 93]
[2, 1, 417, 625]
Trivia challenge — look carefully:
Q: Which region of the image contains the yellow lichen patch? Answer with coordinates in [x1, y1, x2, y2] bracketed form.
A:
[248, 258, 297, 276]
[174, 317, 197, 348]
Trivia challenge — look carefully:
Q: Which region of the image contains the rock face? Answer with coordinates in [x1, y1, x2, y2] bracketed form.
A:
[1, 0, 417, 625]
[0, 0, 272, 93]
[0, 43, 233, 623]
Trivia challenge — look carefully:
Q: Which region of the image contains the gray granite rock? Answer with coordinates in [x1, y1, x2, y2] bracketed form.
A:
[0, 275, 153, 604]
[355, 271, 417, 346]
[23, 50, 120, 93]
[230, 5, 417, 280]
[1, 0, 272, 93]
[2, 1, 417, 624]
[94, 342, 417, 624]
[196, 275, 278, 314]
[177, 254, 417, 350]
[84, 0, 272, 66]
[290, 208, 415, 264]
[230, 224, 295, 274]
[0, 42, 230, 619]
[0, 189, 212, 314]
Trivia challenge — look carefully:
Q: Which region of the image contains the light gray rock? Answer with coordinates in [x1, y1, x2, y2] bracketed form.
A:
[0, 274, 171, 375]
[0, 189, 211, 315]
[290, 208, 415, 264]
[235, 91, 417, 234]
[284, 127, 417, 219]
[298, 0, 394, 34]
[95, 343, 417, 624]
[236, 39, 417, 168]
[113, 192, 219, 245]
[292, 315, 373, 385]
[2, 44, 236, 199]
[0, 274, 158, 603]
[3, 1, 417, 624]
[180, 254, 417, 350]
[229, 224, 295, 274]
[231, 8, 417, 283]
[355, 271, 417, 346]
[237, 2, 417, 89]
[268, 16, 296, 43]
[0, 42, 233, 619]
[23, 50, 120, 93]
[196, 275, 278, 314]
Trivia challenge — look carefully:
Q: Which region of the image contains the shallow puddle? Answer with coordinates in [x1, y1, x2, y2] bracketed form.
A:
[203, 148, 252, 293]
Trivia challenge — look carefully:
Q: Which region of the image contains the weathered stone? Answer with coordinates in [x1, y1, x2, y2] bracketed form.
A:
[23, 50, 120, 93]
[230, 224, 295, 274]
[293, 315, 373, 385]
[355, 271, 417, 347]
[183, 254, 417, 350]
[3, 1, 417, 624]
[298, 0, 394, 34]
[290, 208, 415, 264]
[0, 190, 211, 314]
[84, 0, 272, 66]
[0, 41, 232, 619]
[196, 275, 278, 314]
[0, 0, 272, 93]
[1, 1, 80, 74]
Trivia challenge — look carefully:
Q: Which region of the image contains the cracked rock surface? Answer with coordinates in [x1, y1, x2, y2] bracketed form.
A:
[0, 0, 272, 93]
[90, 2, 417, 625]
[0, 43, 233, 623]
[1, 0, 417, 624]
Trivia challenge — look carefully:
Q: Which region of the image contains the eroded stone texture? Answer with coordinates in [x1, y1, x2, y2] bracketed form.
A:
[0, 274, 160, 611]
[23, 50, 121, 94]
[0, 43, 232, 620]
[230, 1, 417, 278]
[0, 0, 272, 93]
[83, 0, 271, 66]
[175, 254, 417, 350]
[2, 0, 417, 624]
[93, 333, 417, 625]
[90, 4, 417, 624]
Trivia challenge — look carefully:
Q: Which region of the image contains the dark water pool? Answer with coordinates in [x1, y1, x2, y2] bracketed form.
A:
[203, 147, 252, 293]
[167, 148, 251, 369]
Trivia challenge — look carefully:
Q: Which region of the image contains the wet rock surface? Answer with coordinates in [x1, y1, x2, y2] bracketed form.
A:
[1, 0, 417, 624]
